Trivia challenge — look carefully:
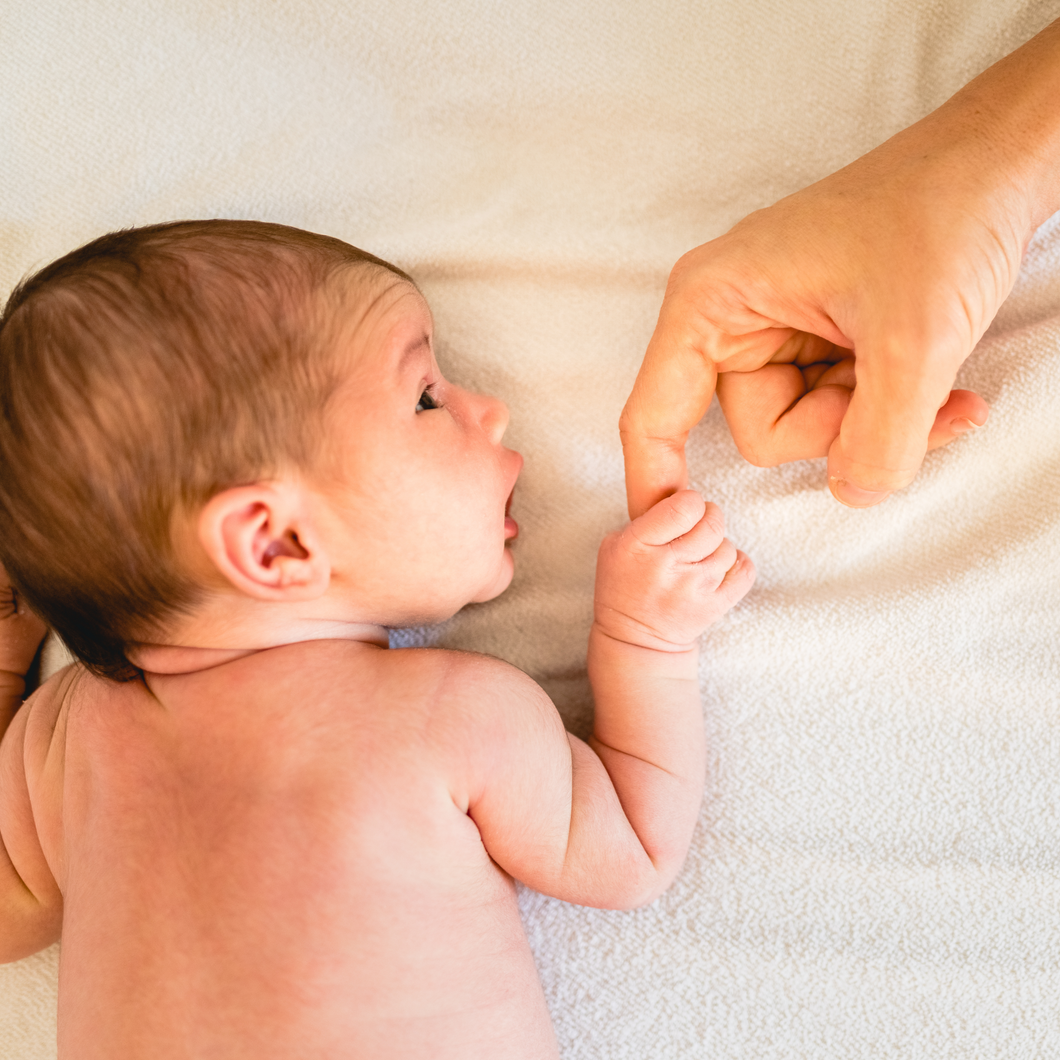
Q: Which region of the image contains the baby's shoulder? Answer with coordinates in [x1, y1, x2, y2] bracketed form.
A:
[381, 648, 563, 768]
[0, 662, 131, 882]
[16, 661, 151, 770]
[381, 644, 551, 713]
[293, 640, 556, 742]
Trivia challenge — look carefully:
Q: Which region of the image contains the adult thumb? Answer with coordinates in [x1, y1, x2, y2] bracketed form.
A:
[825, 338, 979, 506]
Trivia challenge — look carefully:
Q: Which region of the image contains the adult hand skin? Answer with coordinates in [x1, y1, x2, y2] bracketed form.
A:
[621, 18, 1060, 517]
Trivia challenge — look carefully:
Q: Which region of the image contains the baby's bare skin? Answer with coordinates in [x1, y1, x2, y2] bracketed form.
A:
[10, 641, 557, 1058]
[0, 269, 755, 1056]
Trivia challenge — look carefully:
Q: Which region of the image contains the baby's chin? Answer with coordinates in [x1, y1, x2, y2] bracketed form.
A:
[468, 549, 515, 605]
[382, 552, 515, 627]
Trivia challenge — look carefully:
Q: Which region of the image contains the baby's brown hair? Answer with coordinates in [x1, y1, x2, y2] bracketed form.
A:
[0, 219, 409, 680]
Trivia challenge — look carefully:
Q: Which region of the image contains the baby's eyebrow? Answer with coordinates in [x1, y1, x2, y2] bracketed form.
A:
[397, 334, 432, 374]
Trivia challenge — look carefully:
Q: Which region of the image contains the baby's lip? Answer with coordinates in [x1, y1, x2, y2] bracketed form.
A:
[504, 450, 522, 540]
[504, 488, 518, 540]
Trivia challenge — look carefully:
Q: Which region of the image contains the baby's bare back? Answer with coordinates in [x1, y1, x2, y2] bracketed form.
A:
[25, 641, 556, 1059]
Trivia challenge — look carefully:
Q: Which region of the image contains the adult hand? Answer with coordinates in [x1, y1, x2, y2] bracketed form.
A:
[621, 18, 1060, 517]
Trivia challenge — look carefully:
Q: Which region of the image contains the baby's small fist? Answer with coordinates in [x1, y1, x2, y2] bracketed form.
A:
[594, 490, 755, 650]
[0, 560, 48, 678]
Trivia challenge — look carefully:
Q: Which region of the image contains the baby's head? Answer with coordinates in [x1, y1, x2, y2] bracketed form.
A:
[0, 220, 520, 679]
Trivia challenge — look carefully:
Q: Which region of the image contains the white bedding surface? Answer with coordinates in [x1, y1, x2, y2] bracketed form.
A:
[2, 1, 1059, 1056]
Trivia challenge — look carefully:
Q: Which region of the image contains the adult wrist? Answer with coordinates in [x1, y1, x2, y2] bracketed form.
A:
[931, 17, 1060, 237]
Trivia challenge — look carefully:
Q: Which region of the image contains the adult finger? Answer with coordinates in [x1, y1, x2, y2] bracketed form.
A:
[720, 367, 985, 471]
[826, 340, 985, 505]
[826, 332, 946, 505]
[925, 389, 990, 451]
[621, 306, 802, 518]
[620, 333, 718, 521]
[716, 364, 851, 466]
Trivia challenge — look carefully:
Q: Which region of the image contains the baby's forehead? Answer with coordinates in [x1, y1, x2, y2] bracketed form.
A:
[323, 267, 432, 368]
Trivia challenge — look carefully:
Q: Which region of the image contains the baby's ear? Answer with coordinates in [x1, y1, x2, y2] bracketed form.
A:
[198, 482, 330, 601]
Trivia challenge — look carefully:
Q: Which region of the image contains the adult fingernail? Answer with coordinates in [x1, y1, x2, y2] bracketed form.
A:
[829, 478, 892, 508]
[951, 417, 979, 434]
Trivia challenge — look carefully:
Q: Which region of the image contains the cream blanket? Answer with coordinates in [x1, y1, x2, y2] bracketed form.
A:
[2, 1, 1059, 1056]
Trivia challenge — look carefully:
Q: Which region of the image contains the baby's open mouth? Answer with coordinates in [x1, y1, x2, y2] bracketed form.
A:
[504, 490, 518, 540]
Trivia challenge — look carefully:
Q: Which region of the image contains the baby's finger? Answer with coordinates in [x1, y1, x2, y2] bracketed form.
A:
[691, 536, 739, 587]
[713, 549, 756, 610]
[629, 489, 707, 548]
[0, 574, 48, 676]
[668, 502, 729, 565]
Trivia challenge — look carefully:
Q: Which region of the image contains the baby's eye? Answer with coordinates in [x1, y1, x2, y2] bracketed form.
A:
[416, 387, 439, 412]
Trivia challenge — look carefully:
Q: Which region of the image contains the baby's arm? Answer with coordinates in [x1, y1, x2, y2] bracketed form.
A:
[460, 491, 753, 909]
[0, 561, 61, 962]
[582, 490, 752, 896]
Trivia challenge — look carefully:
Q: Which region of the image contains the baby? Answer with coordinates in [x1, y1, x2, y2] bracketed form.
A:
[0, 220, 754, 1059]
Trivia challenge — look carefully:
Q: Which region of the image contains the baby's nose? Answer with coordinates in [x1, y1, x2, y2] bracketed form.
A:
[478, 393, 509, 444]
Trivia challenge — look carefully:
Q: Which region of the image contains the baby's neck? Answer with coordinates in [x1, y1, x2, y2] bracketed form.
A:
[128, 622, 390, 675]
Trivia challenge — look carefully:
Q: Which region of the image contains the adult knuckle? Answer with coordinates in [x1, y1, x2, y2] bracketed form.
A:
[667, 250, 700, 290]
[734, 433, 780, 468]
[617, 405, 640, 438]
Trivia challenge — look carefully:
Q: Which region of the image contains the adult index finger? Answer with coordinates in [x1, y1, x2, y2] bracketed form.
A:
[620, 324, 718, 521]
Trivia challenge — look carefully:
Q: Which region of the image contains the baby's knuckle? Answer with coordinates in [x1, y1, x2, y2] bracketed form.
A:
[715, 537, 738, 567]
[669, 489, 705, 521]
[700, 503, 726, 538]
[669, 488, 701, 510]
[698, 575, 724, 600]
[600, 529, 629, 557]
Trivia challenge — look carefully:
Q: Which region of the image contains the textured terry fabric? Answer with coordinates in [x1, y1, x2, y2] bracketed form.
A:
[3, 1, 1060, 1057]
